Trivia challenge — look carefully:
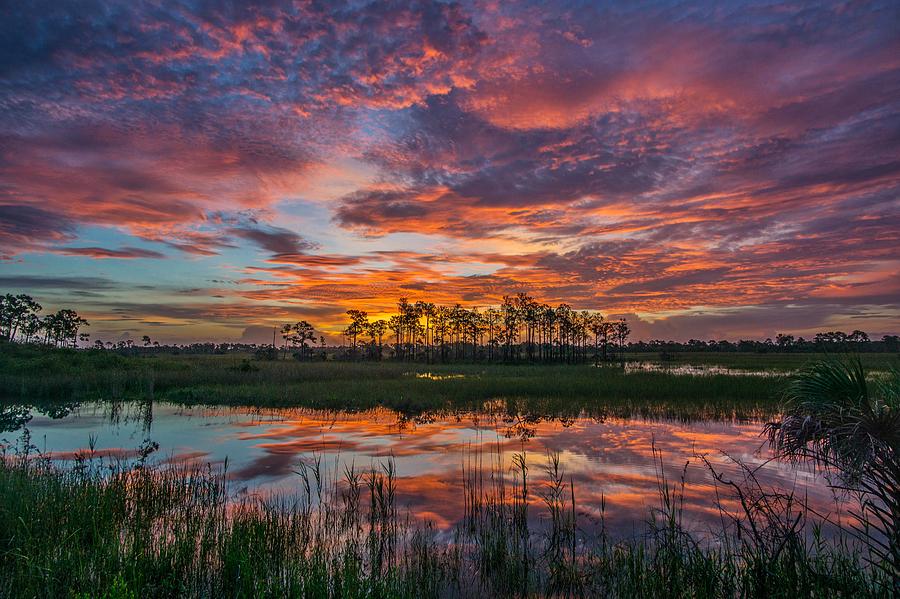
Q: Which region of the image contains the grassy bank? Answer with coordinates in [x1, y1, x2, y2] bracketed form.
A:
[0, 344, 800, 419]
[0, 443, 889, 598]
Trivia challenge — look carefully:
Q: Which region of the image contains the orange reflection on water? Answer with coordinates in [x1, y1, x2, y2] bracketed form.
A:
[21, 403, 850, 539]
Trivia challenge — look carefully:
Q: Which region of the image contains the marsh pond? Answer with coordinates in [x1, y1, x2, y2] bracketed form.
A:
[2, 399, 846, 540]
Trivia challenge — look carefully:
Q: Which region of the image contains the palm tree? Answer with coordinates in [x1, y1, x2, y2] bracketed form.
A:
[767, 358, 899, 582]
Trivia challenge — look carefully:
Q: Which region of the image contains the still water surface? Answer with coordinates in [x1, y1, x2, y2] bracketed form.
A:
[2, 401, 844, 538]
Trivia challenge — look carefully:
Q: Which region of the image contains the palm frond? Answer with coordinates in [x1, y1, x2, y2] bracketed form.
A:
[767, 356, 899, 581]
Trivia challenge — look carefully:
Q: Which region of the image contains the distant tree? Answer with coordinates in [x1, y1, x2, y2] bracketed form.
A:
[0, 289, 682, 362]
[388, 315, 403, 359]
[40, 309, 88, 347]
[280, 324, 293, 359]
[343, 310, 368, 353]
[776, 334, 795, 350]
[848, 330, 870, 345]
[515, 293, 537, 361]
[291, 321, 316, 360]
[280, 321, 317, 359]
[367, 319, 387, 359]
[588, 314, 605, 363]
[20, 313, 42, 343]
[555, 304, 573, 363]
[484, 308, 501, 362]
[415, 301, 436, 362]
[0, 293, 42, 341]
[883, 335, 899, 352]
[614, 319, 630, 361]
[500, 296, 520, 361]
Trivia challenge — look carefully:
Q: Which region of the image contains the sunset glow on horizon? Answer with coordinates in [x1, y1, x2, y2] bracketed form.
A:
[1, 0, 898, 343]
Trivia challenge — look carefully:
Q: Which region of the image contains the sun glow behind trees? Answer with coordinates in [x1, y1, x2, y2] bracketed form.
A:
[338, 294, 630, 364]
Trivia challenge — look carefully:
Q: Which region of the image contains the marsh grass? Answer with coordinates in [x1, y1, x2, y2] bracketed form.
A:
[0, 344, 792, 420]
[0, 434, 890, 598]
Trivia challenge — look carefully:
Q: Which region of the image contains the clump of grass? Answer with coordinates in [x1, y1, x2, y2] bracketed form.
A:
[0, 434, 890, 598]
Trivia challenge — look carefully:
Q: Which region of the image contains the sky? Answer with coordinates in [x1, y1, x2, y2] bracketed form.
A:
[0, 0, 898, 344]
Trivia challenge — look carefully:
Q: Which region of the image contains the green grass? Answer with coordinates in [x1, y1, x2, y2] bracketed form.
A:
[0, 344, 801, 420]
[1, 439, 891, 598]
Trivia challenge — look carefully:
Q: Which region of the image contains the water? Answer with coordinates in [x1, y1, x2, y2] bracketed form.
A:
[622, 362, 791, 377]
[1, 401, 847, 540]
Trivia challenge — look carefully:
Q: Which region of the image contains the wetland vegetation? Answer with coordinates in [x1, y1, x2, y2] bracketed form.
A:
[1, 343, 793, 420]
[1, 422, 895, 599]
[1, 345, 897, 597]
[1, 293, 898, 597]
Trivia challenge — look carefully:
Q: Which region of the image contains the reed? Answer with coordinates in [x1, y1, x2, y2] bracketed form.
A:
[0, 434, 890, 598]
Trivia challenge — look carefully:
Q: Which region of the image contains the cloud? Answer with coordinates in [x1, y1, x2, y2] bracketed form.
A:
[0, 205, 78, 257]
[0, 0, 897, 340]
[228, 224, 316, 256]
[0, 275, 118, 291]
[52, 246, 166, 259]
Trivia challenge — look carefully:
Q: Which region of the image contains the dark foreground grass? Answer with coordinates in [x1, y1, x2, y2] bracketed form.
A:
[0, 440, 890, 599]
[0, 344, 798, 419]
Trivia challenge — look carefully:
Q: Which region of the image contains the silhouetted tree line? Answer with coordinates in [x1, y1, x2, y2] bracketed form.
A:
[629, 332, 899, 355]
[0, 293, 88, 348]
[3, 292, 897, 360]
[338, 294, 631, 364]
[0, 293, 284, 356]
